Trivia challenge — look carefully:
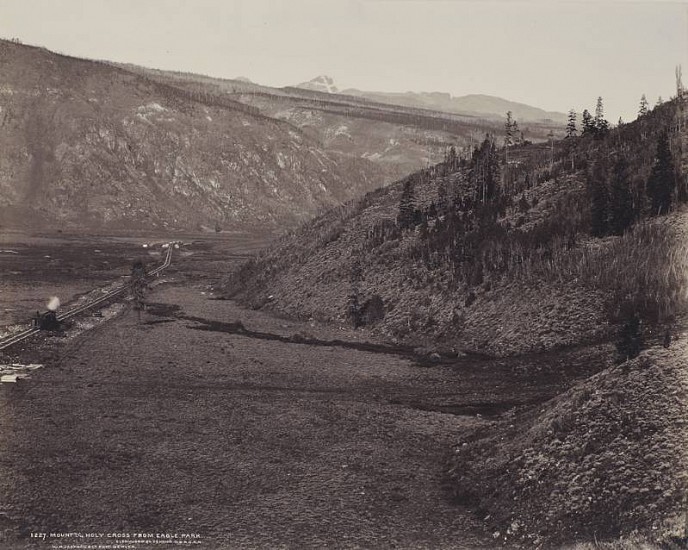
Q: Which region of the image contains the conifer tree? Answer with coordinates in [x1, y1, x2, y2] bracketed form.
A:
[638, 94, 649, 117]
[504, 111, 515, 162]
[581, 109, 594, 136]
[594, 96, 609, 136]
[566, 109, 577, 138]
[646, 132, 675, 216]
[608, 157, 634, 235]
[504, 111, 514, 147]
[472, 136, 501, 204]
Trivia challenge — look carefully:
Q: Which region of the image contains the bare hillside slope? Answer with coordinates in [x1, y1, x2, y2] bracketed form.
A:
[0, 40, 383, 231]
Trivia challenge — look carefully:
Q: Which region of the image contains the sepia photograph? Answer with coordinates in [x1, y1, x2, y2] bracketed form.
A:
[0, 0, 687, 548]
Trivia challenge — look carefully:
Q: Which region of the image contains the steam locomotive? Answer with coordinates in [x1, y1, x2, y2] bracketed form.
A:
[31, 310, 61, 331]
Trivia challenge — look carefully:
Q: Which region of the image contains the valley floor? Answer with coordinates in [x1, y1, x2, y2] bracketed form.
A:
[0, 236, 611, 548]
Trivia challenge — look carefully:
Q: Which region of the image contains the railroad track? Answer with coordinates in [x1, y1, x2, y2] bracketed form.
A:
[0, 243, 175, 352]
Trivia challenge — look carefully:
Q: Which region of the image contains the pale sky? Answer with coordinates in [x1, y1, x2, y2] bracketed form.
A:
[1, 0, 686, 121]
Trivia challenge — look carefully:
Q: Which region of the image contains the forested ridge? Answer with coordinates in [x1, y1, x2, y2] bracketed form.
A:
[226, 91, 688, 359]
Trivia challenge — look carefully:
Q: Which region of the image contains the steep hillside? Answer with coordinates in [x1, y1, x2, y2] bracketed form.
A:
[0, 40, 384, 231]
[115, 65, 564, 187]
[223, 93, 688, 547]
[450, 337, 688, 546]
[225, 97, 687, 357]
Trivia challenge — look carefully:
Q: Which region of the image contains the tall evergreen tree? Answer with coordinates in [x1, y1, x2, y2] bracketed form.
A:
[472, 136, 501, 204]
[646, 132, 675, 216]
[581, 109, 594, 136]
[504, 111, 514, 146]
[594, 96, 609, 136]
[565, 109, 577, 138]
[608, 157, 634, 235]
[638, 94, 649, 117]
[504, 111, 515, 162]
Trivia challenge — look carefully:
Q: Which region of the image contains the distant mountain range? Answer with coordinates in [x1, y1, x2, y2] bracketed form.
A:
[295, 75, 567, 124]
[0, 40, 565, 231]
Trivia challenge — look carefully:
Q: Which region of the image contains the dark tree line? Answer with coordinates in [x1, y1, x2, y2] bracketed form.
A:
[588, 130, 676, 237]
[580, 97, 609, 139]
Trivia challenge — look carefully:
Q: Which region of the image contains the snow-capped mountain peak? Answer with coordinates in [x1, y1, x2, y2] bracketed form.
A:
[295, 75, 338, 94]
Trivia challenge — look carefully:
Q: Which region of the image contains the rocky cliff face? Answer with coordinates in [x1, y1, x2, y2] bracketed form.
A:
[0, 40, 383, 231]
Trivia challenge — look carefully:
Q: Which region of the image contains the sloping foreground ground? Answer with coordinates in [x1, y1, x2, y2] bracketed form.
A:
[449, 336, 688, 547]
[0, 236, 685, 549]
[0, 280, 512, 549]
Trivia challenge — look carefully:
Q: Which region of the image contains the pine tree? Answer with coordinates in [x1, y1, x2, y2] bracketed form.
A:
[581, 109, 594, 136]
[504, 111, 514, 147]
[594, 96, 609, 136]
[398, 179, 417, 228]
[608, 157, 634, 235]
[646, 132, 675, 216]
[472, 136, 501, 204]
[504, 111, 514, 162]
[639, 94, 649, 117]
[656, 96, 664, 107]
[565, 109, 577, 138]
